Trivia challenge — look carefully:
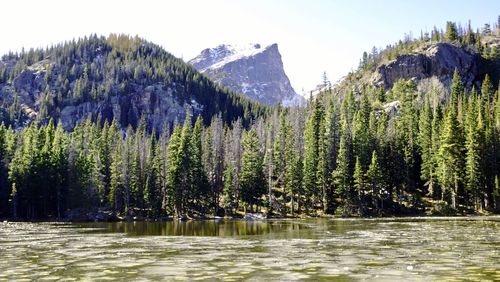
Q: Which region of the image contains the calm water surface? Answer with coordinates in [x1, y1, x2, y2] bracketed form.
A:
[0, 217, 499, 281]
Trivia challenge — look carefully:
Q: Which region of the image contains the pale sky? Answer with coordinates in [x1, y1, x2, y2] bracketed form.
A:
[0, 0, 498, 93]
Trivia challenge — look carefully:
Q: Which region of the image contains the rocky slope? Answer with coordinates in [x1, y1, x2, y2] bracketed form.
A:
[0, 35, 266, 131]
[189, 43, 304, 106]
[371, 43, 484, 90]
[330, 34, 499, 100]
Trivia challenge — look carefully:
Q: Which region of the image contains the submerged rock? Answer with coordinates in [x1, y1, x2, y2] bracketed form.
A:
[243, 213, 267, 220]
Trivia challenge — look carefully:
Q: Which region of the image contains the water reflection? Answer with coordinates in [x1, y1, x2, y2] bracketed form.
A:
[0, 217, 498, 281]
[78, 219, 311, 238]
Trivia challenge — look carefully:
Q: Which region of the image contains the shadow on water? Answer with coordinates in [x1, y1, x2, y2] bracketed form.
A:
[75, 219, 313, 238]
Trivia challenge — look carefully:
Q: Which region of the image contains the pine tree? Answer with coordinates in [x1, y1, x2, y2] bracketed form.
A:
[177, 113, 194, 216]
[481, 74, 494, 103]
[430, 104, 443, 198]
[303, 98, 324, 211]
[144, 132, 158, 216]
[52, 122, 68, 218]
[123, 126, 135, 212]
[283, 123, 301, 216]
[166, 124, 183, 216]
[367, 150, 384, 211]
[450, 69, 464, 106]
[240, 128, 266, 212]
[323, 102, 340, 212]
[109, 139, 124, 211]
[273, 111, 288, 211]
[465, 89, 484, 210]
[445, 21, 459, 42]
[394, 80, 419, 194]
[353, 157, 366, 213]
[419, 96, 434, 195]
[332, 121, 353, 212]
[191, 115, 208, 212]
[222, 163, 235, 214]
[438, 107, 464, 209]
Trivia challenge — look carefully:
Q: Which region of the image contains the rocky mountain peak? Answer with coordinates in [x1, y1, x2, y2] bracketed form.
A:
[189, 43, 304, 106]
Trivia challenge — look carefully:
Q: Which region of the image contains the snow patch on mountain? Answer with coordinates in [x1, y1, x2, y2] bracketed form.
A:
[189, 43, 305, 106]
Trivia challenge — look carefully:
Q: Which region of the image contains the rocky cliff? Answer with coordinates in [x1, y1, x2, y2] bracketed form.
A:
[189, 43, 304, 106]
[330, 34, 499, 100]
[371, 43, 484, 90]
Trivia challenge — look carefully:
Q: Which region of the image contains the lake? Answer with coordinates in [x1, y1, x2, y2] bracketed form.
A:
[0, 217, 499, 281]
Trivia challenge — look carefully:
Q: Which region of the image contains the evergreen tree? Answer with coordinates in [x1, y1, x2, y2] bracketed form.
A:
[430, 104, 443, 198]
[52, 122, 68, 218]
[109, 139, 124, 211]
[367, 150, 384, 211]
[332, 121, 353, 212]
[303, 98, 324, 211]
[166, 125, 183, 216]
[438, 107, 464, 208]
[191, 115, 208, 212]
[222, 163, 235, 214]
[353, 157, 366, 213]
[445, 21, 459, 42]
[465, 90, 484, 210]
[481, 74, 494, 103]
[240, 128, 266, 212]
[419, 96, 434, 195]
[394, 80, 419, 195]
[450, 69, 464, 106]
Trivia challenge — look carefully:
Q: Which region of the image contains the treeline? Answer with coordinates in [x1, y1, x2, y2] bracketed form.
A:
[0, 70, 499, 219]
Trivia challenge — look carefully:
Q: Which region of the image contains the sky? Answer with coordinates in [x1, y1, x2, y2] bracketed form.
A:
[0, 0, 498, 93]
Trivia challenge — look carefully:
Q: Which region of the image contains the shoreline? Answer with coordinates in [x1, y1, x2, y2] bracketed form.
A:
[2, 213, 499, 223]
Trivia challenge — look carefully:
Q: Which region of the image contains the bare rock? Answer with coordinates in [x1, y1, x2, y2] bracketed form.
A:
[189, 43, 304, 106]
[372, 43, 484, 90]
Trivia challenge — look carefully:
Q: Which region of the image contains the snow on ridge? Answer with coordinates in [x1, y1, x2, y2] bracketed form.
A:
[205, 43, 271, 71]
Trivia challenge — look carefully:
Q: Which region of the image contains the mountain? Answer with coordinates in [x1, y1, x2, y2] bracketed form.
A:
[189, 43, 305, 106]
[0, 35, 268, 132]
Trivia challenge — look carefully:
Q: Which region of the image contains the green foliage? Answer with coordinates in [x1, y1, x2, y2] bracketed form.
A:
[437, 106, 464, 208]
[0, 32, 499, 219]
[240, 129, 266, 211]
[445, 21, 459, 42]
[303, 98, 325, 211]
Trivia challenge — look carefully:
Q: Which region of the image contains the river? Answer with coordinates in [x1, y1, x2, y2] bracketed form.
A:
[0, 217, 498, 281]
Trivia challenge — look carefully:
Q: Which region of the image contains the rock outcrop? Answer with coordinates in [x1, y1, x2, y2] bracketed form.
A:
[189, 43, 304, 106]
[371, 43, 484, 90]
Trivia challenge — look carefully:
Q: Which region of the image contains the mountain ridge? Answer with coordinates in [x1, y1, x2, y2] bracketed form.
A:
[189, 43, 305, 106]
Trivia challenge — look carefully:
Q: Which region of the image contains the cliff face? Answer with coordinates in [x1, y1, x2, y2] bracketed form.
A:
[371, 43, 485, 90]
[189, 43, 304, 106]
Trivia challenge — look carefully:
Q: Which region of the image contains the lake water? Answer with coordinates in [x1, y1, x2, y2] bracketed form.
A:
[0, 217, 499, 281]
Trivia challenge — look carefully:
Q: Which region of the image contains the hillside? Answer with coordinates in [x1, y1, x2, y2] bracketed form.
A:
[0, 34, 268, 132]
[189, 43, 304, 106]
[328, 25, 499, 102]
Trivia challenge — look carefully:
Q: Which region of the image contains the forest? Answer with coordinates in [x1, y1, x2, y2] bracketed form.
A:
[0, 70, 499, 219]
[0, 21, 499, 220]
